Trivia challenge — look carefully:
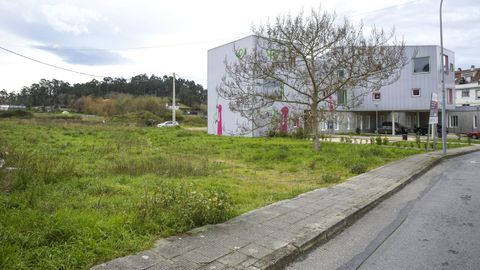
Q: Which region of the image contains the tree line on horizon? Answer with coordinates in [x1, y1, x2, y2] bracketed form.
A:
[0, 74, 207, 109]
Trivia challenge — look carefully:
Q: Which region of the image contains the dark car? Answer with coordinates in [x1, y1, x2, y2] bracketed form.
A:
[414, 124, 446, 137]
[377, 122, 410, 134]
[467, 131, 480, 139]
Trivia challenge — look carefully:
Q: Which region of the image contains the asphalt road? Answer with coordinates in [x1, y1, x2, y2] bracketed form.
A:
[286, 151, 480, 270]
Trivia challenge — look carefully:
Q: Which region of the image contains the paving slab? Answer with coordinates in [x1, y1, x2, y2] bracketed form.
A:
[92, 145, 480, 270]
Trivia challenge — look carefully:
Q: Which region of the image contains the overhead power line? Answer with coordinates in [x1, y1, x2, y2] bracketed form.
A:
[0, 45, 106, 78]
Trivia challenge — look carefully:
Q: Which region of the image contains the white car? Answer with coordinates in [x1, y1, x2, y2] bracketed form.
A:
[157, 121, 179, 127]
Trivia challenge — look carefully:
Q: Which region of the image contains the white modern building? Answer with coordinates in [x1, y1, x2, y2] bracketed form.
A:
[208, 35, 456, 136]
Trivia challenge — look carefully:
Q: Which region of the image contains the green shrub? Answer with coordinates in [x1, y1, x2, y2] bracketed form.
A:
[382, 136, 389, 145]
[375, 136, 382, 145]
[137, 181, 234, 230]
[290, 127, 307, 139]
[350, 163, 368, 174]
[322, 173, 341, 183]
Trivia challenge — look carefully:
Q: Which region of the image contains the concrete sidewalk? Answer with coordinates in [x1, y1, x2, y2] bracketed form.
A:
[92, 146, 480, 270]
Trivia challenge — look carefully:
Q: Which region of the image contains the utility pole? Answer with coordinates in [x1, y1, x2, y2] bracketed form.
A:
[440, 0, 447, 154]
[172, 72, 176, 122]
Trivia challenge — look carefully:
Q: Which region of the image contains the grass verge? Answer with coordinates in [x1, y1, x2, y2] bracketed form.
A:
[0, 118, 425, 269]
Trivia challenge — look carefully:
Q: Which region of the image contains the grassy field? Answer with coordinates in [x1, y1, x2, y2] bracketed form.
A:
[0, 116, 429, 269]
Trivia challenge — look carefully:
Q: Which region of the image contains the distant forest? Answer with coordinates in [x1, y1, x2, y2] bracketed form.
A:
[0, 74, 207, 109]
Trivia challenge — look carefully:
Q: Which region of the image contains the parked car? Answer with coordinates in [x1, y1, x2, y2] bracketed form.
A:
[157, 121, 179, 127]
[414, 124, 446, 137]
[377, 122, 410, 134]
[467, 131, 480, 139]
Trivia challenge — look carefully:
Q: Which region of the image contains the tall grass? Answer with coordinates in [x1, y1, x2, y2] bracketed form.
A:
[108, 155, 216, 177]
[0, 119, 425, 269]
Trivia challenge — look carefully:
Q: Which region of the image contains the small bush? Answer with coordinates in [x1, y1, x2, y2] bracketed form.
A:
[375, 136, 382, 145]
[382, 136, 389, 145]
[137, 181, 234, 230]
[350, 163, 368, 174]
[290, 127, 306, 139]
[322, 173, 341, 183]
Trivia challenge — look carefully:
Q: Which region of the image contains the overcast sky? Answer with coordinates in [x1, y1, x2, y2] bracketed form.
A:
[0, 0, 478, 92]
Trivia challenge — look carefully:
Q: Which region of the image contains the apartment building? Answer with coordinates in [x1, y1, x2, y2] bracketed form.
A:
[208, 36, 455, 136]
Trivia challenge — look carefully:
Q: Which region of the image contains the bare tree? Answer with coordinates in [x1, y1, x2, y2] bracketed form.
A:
[218, 8, 409, 151]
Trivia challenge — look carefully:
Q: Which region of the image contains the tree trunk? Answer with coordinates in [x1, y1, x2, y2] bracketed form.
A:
[311, 105, 321, 152]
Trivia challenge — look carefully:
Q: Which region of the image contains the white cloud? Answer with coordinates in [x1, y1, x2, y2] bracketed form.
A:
[41, 3, 103, 35]
[0, 0, 479, 92]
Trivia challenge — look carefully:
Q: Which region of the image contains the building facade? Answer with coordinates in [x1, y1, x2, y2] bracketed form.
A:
[208, 36, 456, 136]
[447, 106, 480, 134]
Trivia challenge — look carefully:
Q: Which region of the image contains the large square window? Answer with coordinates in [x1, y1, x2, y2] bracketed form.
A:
[372, 92, 381, 100]
[413, 57, 430, 73]
[462, 90, 470, 98]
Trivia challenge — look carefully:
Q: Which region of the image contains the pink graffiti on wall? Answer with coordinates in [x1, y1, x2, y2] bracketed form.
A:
[280, 106, 289, 133]
[216, 104, 223, 136]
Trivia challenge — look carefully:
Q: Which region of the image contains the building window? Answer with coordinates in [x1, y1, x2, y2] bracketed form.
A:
[347, 116, 350, 130]
[449, 115, 458, 128]
[358, 115, 363, 130]
[372, 92, 381, 100]
[443, 54, 449, 74]
[337, 69, 345, 78]
[477, 90, 480, 99]
[411, 88, 421, 97]
[447, 88, 453, 104]
[320, 121, 327, 131]
[462, 90, 470, 97]
[450, 63, 454, 73]
[473, 115, 478, 129]
[334, 117, 339, 131]
[413, 57, 430, 73]
[365, 115, 371, 129]
[337, 89, 347, 105]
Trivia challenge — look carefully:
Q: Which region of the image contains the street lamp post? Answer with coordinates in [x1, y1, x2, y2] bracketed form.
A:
[440, 0, 447, 154]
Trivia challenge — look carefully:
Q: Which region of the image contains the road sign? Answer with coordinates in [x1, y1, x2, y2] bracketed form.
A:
[429, 93, 439, 124]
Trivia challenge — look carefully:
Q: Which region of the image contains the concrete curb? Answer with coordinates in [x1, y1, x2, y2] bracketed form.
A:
[92, 146, 480, 270]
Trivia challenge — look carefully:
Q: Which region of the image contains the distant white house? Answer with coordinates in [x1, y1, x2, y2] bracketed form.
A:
[456, 82, 480, 107]
[0, 105, 26, 111]
[208, 35, 456, 136]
